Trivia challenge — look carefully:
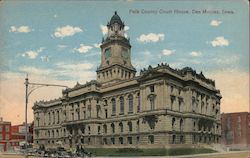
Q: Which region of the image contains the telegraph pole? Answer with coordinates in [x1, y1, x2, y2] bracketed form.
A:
[24, 75, 67, 158]
[24, 75, 28, 158]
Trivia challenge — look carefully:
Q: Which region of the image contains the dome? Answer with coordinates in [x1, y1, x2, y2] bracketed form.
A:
[109, 11, 123, 25]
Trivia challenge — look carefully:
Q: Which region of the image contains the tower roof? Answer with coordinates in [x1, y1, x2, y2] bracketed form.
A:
[109, 11, 123, 25]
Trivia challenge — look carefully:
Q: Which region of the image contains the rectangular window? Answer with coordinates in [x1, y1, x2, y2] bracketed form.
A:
[5, 126, 9, 132]
[105, 109, 108, 118]
[128, 137, 132, 144]
[150, 85, 155, 93]
[111, 138, 115, 144]
[0, 126, 2, 132]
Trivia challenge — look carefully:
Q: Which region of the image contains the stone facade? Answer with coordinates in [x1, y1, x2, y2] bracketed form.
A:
[33, 12, 222, 149]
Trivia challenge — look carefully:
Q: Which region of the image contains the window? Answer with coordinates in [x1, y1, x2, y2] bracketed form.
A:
[48, 112, 51, 124]
[193, 121, 196, 131]
[72, 113, 74, 121]
[5, 126, 9, 132]
[136, 136, 140, 143]
[77, 111, 80, 120]
[178, 98, 182, 112]
[128, 137, 132, 144]
[88, 126, 91, 134]
[128, 121, 132, 132]
[137, 120, 140, 132]
[171, 86, 174, 93]
[98, 126, 101, 134]
[172, 118, 176, 130]
[57, 111, 60, 123]
[148, 135, 154, 144]
[88, 138, 91, 144]
[111, 137, 115, 144]
[53, 111, 55, 124]
[180, 119, 184, 131]
[103, 124, 107, 134]
[81, 138, 84, 144]
[137, 93, 140, 112]
[111, 98, 116, 115]
[119, 122, 123, 133]
[83, 111, 86, 119]
[111, 123, 115, 133]
[128, 95, 133, 113]
[149, 96, 155, 110]
[105, 109, 108, 118]
[103, 138, 107, 145]
[180, 135, 184, 144]
[48, 131, 50, 138]
[5, 134, 9, 140]
[172, 135, 176, 144]
[119, 137, 123, 144]
[120, 97, 124, 114]
[171, 96, 175, 110]
[150, 85, 154, 93]
[0, 127, 2, 132]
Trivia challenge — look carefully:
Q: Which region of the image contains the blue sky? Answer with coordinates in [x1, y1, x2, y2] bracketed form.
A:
[0, 0, 249, 124]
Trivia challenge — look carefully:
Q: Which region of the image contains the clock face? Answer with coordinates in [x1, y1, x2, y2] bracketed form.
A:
[122, 48, 129, 60]
[104, 48, 111, 59]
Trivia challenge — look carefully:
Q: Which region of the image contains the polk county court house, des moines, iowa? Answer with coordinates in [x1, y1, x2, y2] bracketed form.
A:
[32, 12, 222, 150]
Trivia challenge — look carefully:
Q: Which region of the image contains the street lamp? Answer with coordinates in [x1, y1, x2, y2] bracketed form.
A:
[24, 75, 68, 158]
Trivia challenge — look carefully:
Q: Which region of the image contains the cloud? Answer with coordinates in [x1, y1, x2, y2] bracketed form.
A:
[21, 47, 45, 59]
[9, 26, 31, 33]
[190, 51, 202, 57]
[55, 62, 94, 70]
[19, 66, 52, 76]
[137, 33, 165, 43]
[57, 45, 67, 51]
[93, 43, 101, 48]
[100, 24, 108, 35]
[73, 44, 93, 53]
[211, 36, 230, 47]
[54, 14, 58, 18]
[124, 26, 129, 31]
[162, 49, 175, 56]
[212, 55, 240, 65]
[54, 25, 83, 38]
[210, 20, 222, 26]
[41, 56, 49, 62]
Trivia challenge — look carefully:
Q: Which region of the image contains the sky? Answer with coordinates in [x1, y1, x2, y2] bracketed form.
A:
[0, 0, 249, 125]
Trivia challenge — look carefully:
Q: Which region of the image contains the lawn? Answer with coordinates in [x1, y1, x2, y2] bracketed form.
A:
[86, 147, 217, 156]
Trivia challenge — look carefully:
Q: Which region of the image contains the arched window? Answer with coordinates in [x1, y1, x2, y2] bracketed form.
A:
[128, 95, 133, 113]
[120, 96, 124, 114]
[119, 122, 123, 132]
[111, 98, 116, 115]
[111, 123, 115, 133]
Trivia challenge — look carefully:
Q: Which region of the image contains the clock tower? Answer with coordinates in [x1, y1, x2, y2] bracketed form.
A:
[97, 11, 136, 84]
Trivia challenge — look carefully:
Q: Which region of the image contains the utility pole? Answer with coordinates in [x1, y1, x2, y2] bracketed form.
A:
[24, 75, 67, 158]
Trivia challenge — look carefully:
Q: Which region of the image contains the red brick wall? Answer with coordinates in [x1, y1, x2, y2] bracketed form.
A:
[221, 112, 250, 147]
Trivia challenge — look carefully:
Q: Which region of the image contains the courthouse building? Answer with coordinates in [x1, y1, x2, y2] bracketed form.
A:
[33, 12, 222, 149]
